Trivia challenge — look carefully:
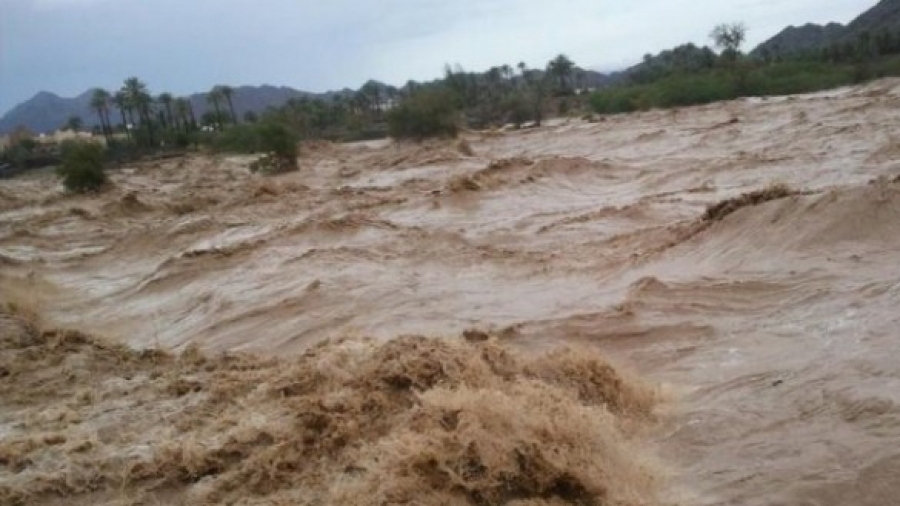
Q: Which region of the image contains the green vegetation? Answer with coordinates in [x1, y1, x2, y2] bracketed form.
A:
[387, 88, 460, 139]
[0, 130, 59, 172]
[9, 12, 900, 172]
[591, 23, 900, 116]
[56, 142, 108, 193]
[63, 115, 83, 132]
[590, 61, 864, 114]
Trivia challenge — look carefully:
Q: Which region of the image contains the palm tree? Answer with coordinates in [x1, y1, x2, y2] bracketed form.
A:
[158, 93, 175, 130]
[174, 98, 192, 132]
[187, 99, 198, 130]
[360, 81, 383, 116]
[112, 91, 132, 141]
[206, 87, 224, 130]
[547, 54, 575, 95]
[218, 85, 238, 124]
[64, 115, 83, 132]
[123, 77, 156, 146]
[90, 89, 112, 142]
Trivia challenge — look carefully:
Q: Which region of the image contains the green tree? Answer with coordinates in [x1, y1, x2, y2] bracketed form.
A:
[218, 85, 238, 124]
[387, 87, 460, 139]
[57, 142, 107, 193]
[875, 28, 893, 55]
[547, 54, 576, 95]
[112, 91, 133, 140]
[522, 66, 549, 127]
[158, 93, 175, 130]
[90, 89, 113, 142]
[710, 22, 747, 63]
[122, 77, 156, 146]
[64, 115, 83, 132]
[206, 87, 225, 130]
[857, 31, 875, 60]
[359, 80, 384, 117]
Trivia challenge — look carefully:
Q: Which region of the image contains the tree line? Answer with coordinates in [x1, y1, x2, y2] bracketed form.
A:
[589, 22, 900, 115]
[16, 18, 900, 184]
[59, 52, 585, 151]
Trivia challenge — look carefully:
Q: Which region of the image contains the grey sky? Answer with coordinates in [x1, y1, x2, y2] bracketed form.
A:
[1, 0, 868, 114]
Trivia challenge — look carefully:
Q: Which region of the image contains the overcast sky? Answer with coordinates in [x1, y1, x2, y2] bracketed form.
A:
[0, 0, 869, 114]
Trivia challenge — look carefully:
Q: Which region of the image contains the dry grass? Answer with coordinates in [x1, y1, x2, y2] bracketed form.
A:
[0, 309, 660, 506]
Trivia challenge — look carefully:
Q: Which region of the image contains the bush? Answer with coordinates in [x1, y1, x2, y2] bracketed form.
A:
[590, 61, 865, 115]
[209, 124, 262, 153]
[203, 121, 298, 163]
[744, 61, 853, 96]
[652, 73, 738, 107]
[387, 88, 460, 140]
[257, 122, 297, 160]
[589, 86, 648, 114]
[501, 93, 533, 128]
[57, 142, 108, 193]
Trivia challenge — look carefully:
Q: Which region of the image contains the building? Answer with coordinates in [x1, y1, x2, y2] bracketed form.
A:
[37, 130, 104, 145]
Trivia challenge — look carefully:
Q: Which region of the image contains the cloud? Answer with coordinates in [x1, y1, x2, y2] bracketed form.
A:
[0, 0, 872, 115]
[29, 0, 112, 9]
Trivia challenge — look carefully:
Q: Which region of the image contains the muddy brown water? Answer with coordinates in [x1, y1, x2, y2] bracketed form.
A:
[3, 80, 900, 505]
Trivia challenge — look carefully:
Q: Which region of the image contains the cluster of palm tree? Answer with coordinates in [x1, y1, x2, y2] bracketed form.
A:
[439, 54, 582, 128]
[262, 81, 404, 141]
[89, 78, 239, 148]
[817, 28, 900, 64]
[204, 85, 237, 128]
[259, 53, 585, 140]
[83, 54, 587, 149]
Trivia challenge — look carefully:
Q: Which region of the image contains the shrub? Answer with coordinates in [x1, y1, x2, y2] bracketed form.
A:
[257, 121, 297, 160]
[209, 124, 262, 153]
[652, 73, 737, 107]
[57, 142, 108, 193]
[589, 85, 650, 114]
[387, 88, 460, 140]
[501, 93, 533, 128]
[589, 58, 878, 116]
[744, 61, 853, 96]
[203, 121, 298, 164]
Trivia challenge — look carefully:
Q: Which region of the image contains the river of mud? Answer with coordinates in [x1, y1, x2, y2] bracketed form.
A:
[3, 79, 900, 505]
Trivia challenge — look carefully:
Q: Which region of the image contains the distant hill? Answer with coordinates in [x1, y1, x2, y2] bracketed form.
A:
[751, 23, 846, 59]
[0, 90, 96, 135]
[842, 0, 900, 40]
[751, 0, 900, 58]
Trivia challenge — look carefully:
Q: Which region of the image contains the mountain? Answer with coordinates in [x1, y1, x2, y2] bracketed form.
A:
[751, 0, 900, 58]
[0, 90, 97, 135]
[842, 0, 900, 39]
[751, 23, 846, 58]
[0, 85, 341, 135]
